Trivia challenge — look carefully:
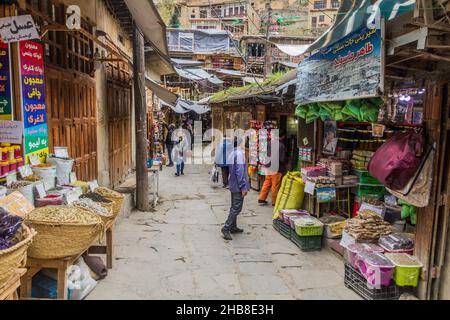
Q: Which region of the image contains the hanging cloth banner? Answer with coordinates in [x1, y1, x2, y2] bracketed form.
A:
[0, 15, 40, 44]
[18, 40, 49, 163]
[0, 39, 13, 120]
[295, 26, 382, 106]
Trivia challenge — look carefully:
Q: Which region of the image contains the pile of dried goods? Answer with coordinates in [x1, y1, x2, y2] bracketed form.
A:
[71, 198, 111, 217]
[9, 181, 33, 189]
[346, 210, 393, 242]
[26, 206, 101, 225]
[80, 192, 112, 203]
[94, 187, 122, 198]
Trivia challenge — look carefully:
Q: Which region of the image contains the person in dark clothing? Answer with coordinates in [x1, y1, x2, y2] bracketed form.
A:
[165, 124, 176, 167]
[215, 136, 233, 188]
[221, 137, 250, 241]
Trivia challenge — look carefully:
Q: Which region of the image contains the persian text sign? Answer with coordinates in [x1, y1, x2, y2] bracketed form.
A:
[0, 39, 13, 120]
[19, 40, 48, 162]
[0, 120, 23, 144]
[0, 15, 39, 44]
[295, 27, 382, 106]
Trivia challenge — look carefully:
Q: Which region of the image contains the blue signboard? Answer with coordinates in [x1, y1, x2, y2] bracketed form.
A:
[295, 26, 382, 106]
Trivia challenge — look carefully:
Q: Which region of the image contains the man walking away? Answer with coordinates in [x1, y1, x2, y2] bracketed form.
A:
[258, 132, 287, 206]
[222, 137, 250, 241]
[165, 124, 176, 167]
[215, 135, 233, 188]
[174, 136, 187, 176]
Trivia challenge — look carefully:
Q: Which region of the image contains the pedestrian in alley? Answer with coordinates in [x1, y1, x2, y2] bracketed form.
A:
[258, 132, 287, 206]
[174, 135, 188, 177]
[221, 136, 250, 241]
[165, 123, 176, 167]
[215, 135, 233, 188]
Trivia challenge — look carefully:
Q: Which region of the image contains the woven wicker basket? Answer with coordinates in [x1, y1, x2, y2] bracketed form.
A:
[0, 224, 35, 289]
[73, 202, 114, 227]
[25, 208, 103, 260]
[94, 187, 124, 218]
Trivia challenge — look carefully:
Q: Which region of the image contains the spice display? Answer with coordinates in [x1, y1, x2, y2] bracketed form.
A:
[94, 187, 122, 198]
[72, 198, 111, 217]
[80, 192, 112, 203]
[0, 208, 23, 250]
[8, 181, 33, 189]
[26, 206, 101, 225]
[346, 210, 393, 242]
[35, 194, 65, 207]
[23, 174, 41, 182]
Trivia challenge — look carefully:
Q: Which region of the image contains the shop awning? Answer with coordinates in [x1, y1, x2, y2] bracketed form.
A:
[275, 78, 298, 94]
[124, 0, 169, 56]
[274, 61, 298, 69]
[306, 0, 416, 53]
[145, 77, 211, 114]
[145, 77, 178, 106]
[275, 44, 309, 57]
[174, 67, 224, 85]
[171, 58, 205, 67]
[215, 69, 243, 77]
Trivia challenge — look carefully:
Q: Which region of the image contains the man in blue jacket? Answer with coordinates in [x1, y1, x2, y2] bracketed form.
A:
[221, 136, 250, 241]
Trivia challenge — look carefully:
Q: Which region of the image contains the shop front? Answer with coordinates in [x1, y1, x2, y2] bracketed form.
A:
[271, 0, 450, 300]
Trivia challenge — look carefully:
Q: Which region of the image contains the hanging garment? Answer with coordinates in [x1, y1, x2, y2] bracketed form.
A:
[386, 146, 435, 208]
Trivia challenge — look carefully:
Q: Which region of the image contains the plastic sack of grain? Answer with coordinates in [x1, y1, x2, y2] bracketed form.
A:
[48, 158, 74, 185]
[273, 172, 305, 220]
[32, 165, 57, 191]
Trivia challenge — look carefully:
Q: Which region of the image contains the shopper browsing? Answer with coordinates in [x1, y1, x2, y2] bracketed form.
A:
[221, 137, 250, 241]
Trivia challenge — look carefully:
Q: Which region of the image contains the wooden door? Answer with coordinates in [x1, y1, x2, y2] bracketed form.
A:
[107, 80, 132, 188]
[46, 67, 97, 181]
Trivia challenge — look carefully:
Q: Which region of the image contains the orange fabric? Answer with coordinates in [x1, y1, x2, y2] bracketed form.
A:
[259, 173, 283, 204]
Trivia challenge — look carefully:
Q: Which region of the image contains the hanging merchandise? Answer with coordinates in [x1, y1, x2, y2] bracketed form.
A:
[368, 132, 425, 190]
[386, 147, 435, 208]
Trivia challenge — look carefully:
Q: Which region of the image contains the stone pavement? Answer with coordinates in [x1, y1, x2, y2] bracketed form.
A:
[88, 165, 360, 300]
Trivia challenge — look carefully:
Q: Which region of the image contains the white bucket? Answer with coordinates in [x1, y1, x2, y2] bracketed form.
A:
[48, 158, 74, 185]
[32, 166, 57, 191]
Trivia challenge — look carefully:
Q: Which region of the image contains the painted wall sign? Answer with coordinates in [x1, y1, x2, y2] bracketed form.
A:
[0, 120, 23, 144]
[0, 39, 13, 120]
[18, 40, 48, 163]
[295, 26, 382, 106]
[0, 15, 39, 44]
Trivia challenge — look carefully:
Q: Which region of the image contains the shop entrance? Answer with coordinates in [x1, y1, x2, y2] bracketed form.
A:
[107, 80, 132, 188]
[45, 67, 97, 181]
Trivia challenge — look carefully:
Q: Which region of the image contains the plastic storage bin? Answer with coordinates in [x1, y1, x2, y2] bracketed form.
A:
[385, 253, 423, 287]
[344, 264, 400, 300]
[320, 215, 346, 239]
[352, 169, 382, 185]
[356, 185, 385, 200]
[379, 233, 414, 255]
[294, 216, 324, 236]
[346, 243, 384, 269]
[357, 252, 395, 288]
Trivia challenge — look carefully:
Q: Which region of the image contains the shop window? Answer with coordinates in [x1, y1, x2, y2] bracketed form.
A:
[240, 6, 245, 16]
[312, 16, 317, 28]
[331, 0, 341, 9]
[319, 15, 325, 22]
[25, 0, 94, 75]
[314, 1, 326, 9]
[247, 43, 265, 58]
[229, 7, 234, 16]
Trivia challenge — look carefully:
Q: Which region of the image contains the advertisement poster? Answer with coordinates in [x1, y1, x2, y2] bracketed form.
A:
[295, 26, 382, 106]
[0, 39, 13, 120]
[0, 15, 39, 44]
[323, 120, 337, 155]
[0, 120, 23, 144]
[19, 40, 48, 163]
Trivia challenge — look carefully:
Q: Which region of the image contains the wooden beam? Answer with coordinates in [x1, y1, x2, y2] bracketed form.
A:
[412, 50, 450, 63]
[411, 21, 450, 34]
[387, 53, 425, 66]
[387, 27, 428, 55]
[133, 24, 150, 212]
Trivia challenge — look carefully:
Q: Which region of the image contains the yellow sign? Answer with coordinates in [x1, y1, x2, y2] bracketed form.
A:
[26, 147, 49, 164]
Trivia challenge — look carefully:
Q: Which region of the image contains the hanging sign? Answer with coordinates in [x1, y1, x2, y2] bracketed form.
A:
[0, 39, 13, 120]
[35, 181, 47, 199]
[304, 181, 316, 195]
[18, 40, 49, 163]
[0, 15, 39, 44]
[295, 26, 382, 105]
[0, 120, 23, 144]
[88, 180, 99, 191]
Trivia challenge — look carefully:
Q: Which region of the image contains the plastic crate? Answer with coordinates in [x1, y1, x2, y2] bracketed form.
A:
[356, 184, 385, 200]
[277, 219, 292, 239]
[291, 232, 322, 252]
[344, 264, 400, 300]
[273, 219, 280, 232]
[352, 169, 382, 185]
[294, 217, 324, 236]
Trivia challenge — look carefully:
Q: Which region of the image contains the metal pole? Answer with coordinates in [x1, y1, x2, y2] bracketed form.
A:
[264, 2, 272, 78]
[133, 23, 150, 211]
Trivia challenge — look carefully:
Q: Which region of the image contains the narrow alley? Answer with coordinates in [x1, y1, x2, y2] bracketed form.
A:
[88, 165, 359, 300]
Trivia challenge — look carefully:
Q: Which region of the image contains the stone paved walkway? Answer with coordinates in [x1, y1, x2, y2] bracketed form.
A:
[88, 165, 360, 300]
